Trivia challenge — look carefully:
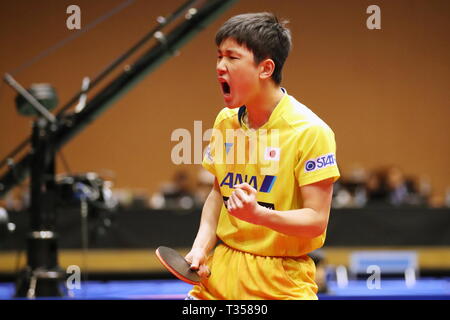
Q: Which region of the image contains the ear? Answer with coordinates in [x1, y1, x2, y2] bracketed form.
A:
[259, 58, 276, 80]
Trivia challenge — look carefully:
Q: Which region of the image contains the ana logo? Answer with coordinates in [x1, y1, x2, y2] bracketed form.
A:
[305, 153, 336, 172]
[220, 172, 277, 193]
[264, 147, 280, 161]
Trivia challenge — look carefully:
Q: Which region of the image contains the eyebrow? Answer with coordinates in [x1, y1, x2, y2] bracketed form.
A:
[217, 48, 241, 55]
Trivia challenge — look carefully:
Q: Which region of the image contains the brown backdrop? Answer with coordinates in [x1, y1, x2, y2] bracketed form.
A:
[0, 0, 449, 201]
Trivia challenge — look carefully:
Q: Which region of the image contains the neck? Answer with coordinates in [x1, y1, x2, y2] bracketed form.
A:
[245, 83, 284, 129]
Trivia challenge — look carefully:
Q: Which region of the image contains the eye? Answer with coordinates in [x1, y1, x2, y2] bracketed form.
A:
[230, 56, 239, 60]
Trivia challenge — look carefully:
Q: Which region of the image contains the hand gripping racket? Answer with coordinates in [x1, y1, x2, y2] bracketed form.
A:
[155, 246, 200, 285]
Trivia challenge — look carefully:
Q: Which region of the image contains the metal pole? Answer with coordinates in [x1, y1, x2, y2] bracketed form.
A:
[0, 0, 238, 198]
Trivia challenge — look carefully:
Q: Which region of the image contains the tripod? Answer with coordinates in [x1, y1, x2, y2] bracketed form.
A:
[15, 117, 65, 298]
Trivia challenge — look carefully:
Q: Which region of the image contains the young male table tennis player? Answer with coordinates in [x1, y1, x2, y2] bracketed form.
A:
[185, 12, 340, 300]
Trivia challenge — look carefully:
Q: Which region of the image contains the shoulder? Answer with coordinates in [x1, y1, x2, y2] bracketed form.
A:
[281, 95, 335, 137]
[213, 107, 239, 127]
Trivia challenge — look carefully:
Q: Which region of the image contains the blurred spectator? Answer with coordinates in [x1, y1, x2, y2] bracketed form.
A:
[149, 169, 196, 210]
[332, 164, 368, 208]
[386, 166, 409, 206]
[194, 168, 215, 206]
[365, 169, 389, 206]
[332, 181, 354, 208]
[331, 165, 442, 209]
[403, 176, 429, 206]
[386, 167, 431, 207]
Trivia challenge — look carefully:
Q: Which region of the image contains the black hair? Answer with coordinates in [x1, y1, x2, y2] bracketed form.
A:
[215, 12, 292, 85]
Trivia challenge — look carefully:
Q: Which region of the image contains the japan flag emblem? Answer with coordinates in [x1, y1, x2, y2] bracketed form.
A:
[264, 147, 280, 161]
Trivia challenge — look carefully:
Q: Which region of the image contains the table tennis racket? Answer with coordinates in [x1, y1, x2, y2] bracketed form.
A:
[155, 246, 200, 285]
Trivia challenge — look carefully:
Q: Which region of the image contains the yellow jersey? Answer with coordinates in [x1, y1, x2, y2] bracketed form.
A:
[203, 89, 340, 257]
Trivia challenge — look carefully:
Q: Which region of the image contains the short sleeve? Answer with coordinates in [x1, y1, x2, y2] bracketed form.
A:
[294, 124, 340, 187]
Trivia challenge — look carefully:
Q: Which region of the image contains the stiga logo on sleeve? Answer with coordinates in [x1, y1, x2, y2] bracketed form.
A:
[305, 153, 336, 172]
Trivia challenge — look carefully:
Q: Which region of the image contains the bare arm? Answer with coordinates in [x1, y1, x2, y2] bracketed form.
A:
[227, 178, 334, 238]
[186, 178, 222, 274]
[259, 178, 334, 237]
[192, 178, 222, 251]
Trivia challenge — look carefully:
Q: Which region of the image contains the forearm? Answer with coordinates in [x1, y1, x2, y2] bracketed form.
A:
[258, 207, 329, 238]
[192, 186, 222, 252]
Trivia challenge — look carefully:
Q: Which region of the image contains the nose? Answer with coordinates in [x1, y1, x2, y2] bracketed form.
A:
[216, 58, 226, 75]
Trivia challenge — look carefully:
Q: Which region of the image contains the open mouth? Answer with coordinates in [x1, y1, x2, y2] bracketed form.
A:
[221, 81, 231, 96]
